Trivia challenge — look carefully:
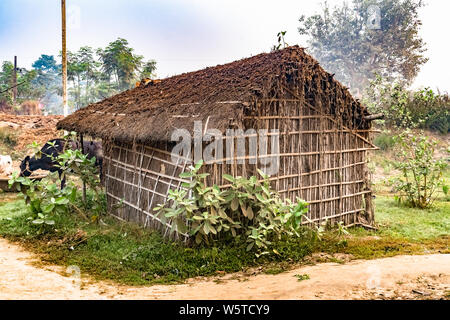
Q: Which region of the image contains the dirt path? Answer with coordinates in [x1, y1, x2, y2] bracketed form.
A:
[0, 238, 448, 300]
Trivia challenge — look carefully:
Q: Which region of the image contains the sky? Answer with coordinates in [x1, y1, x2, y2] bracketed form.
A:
[0, 0, 449, 92]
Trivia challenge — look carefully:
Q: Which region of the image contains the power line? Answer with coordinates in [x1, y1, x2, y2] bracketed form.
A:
[0, 81, 27, 94]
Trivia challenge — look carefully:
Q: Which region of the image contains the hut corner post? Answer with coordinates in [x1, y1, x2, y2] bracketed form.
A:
[362, 149, 375, 226]
[79, 133, 86, 203]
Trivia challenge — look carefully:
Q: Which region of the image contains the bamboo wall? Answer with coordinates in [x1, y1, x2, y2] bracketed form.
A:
[104, 142, 191, 239]
[244, 98, 374, 226]
[103, 86, 376, 238]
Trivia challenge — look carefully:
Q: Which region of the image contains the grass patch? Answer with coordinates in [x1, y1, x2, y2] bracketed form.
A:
[0, 196, 317, 285]
[295, 274, 310, 281]
[0, 127, 18, 148]
[353, 196, 450, 241]
[374, 132, 396, 151]
[263, 266, 286, 275]
[0, 193, 448, 286]
[0, 193, 28, 220]
[318, 196, 450, 259]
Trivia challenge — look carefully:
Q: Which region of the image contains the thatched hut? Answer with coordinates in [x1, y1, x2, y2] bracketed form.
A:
[57, 46, 378, 239]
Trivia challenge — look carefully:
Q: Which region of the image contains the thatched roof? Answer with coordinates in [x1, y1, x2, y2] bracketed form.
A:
[57, 46, 369, 143]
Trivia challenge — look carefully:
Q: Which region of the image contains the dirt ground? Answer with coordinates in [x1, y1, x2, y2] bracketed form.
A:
[0, 113, 63, 154]
[0, 238, 448, 300]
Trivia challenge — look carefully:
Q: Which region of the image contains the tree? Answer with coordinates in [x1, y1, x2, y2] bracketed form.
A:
[78, 46, 100, 105]
[32, 54, 62, 114]
[97, 38, 144, 90]
[0, 61, 40, 104]
[1, 39, 156, 114]
[0, 61, 15, 104]
[67, 50, 83, 110]
[298, 0, 428, 95]
[140, 60, 157, 79]
[32, 55, 59, 73]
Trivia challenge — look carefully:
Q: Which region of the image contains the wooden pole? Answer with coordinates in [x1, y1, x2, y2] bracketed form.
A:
[80, 134, 86, 204]
[13, 56, 17, 103]
[61, 0, 68, 117]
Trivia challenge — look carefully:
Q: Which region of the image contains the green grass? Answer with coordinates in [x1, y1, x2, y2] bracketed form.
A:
[0, 127, 18, 148]
[295, 274, 310, 281]
[0, 191, 448, 286]
[371, 196, 449, 240]
[0, 194, 27, 219]
[346, 196, 450, 241]
[0, 195, 318, 285]
[317, 196, 450, 260]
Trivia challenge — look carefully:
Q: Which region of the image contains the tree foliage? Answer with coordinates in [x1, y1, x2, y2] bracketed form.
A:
[0, 38, 157, 114]
[97, 38, 144, 90]
[390, 131, 447, 209]
[298, 0, 428, 94]
[363, 75, 450, 133]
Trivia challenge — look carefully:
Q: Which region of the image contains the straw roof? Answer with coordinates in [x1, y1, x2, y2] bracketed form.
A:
[57, 46, 369, 143]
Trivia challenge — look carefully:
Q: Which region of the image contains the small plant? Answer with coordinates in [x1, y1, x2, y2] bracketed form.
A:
[374, 131, 395, 151]
[154, 161, 309, 256]
[390, 131, 448, 209]
[295, 274, 310, 281]
[8, 134, 106, 230]
[9, 172, 75, 232]
[272, 31, 288, 51]
[0, 127, 18, 147]
[30, 213, 55, 234]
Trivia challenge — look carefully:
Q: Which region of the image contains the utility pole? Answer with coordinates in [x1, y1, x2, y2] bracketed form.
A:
[61, 0, 68, 116]
[12, 56, 17, 104]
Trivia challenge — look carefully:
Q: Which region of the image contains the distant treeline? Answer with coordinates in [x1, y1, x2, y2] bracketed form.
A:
[0, 38, 156, 114]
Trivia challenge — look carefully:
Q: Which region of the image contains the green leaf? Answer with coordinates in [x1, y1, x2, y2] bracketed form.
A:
[203, 223, 210, 235]
[194, 160, 204, 170]
[443, 185, 449, 195]
[195, 233, 202, 244]
[256, 193, 266, 202]
[55, 197, 69, 205]
[241, 204, 247, 217]
[247, 206, 254, 220]
[218, 208, 228, 219]
[209, 225, 217, 235]
[179, 172, 193, 178]
[42, 204, 55, 214]
[231, 198, 239, 211]
[223, 174, 235, 183]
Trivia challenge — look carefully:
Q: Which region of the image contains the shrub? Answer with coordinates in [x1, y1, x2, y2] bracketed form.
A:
[390, 131, 448, 209]
[8, 173, 76, 233]
[9, 135, 106, 231]
[364, 75, 450, 133]
[154, 161, 309, 256]
[374, 131, 396, 151]
[0, 127, 18, 147]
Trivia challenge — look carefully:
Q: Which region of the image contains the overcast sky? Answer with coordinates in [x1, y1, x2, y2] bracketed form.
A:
[0, 0, 448, 91]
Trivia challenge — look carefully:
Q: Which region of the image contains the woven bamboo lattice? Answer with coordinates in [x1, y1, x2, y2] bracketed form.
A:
[103, 95, 376, 239]
[59, 46, 377, 239]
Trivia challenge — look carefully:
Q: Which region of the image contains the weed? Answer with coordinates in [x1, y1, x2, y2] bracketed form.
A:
[374, 131, 395, 151]
[295, 274, 310, 281]
[0, 127, 18, 148]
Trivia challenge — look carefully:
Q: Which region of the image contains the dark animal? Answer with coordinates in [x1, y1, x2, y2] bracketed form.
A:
[74, 139, 104, 182]
[20, 138, 103, 188]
